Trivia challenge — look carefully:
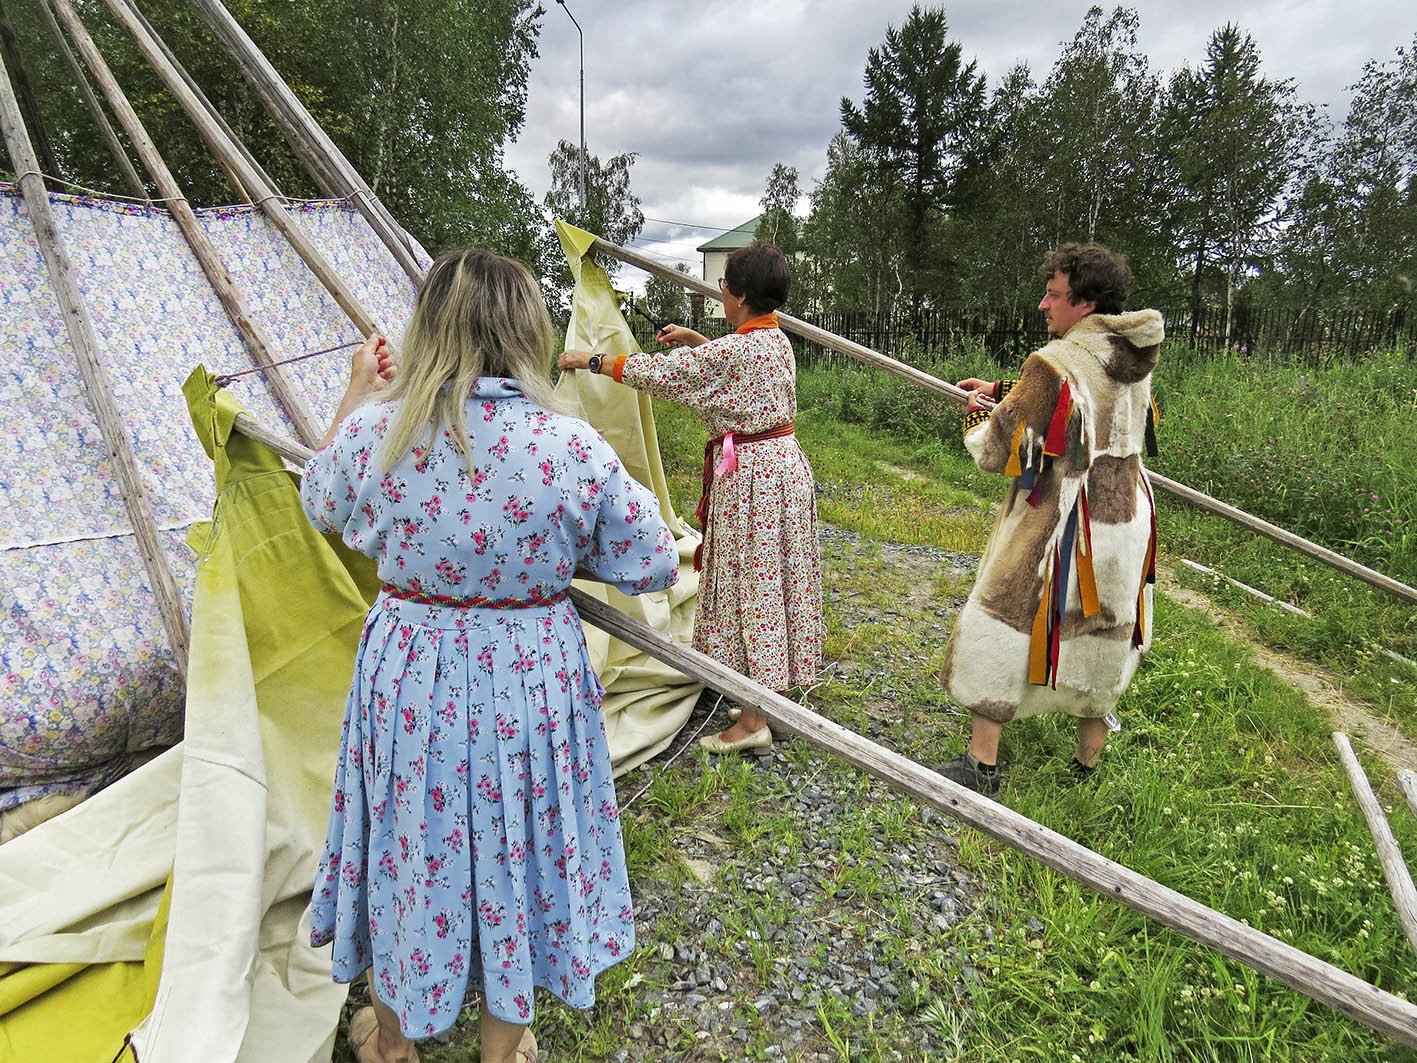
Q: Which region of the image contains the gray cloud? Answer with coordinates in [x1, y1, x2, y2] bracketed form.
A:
[507, 0, 1414, 276]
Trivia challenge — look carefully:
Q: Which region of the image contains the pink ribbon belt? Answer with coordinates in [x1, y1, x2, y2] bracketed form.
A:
[692, 421, 795, 570]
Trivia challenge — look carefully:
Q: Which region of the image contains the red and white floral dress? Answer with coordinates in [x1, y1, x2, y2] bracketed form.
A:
[619, 316, 823, 690]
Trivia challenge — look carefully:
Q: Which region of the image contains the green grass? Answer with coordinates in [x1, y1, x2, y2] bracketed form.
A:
[379, 361, 1417, 1060]
[642, 374, 1417, 1061]
[960, 597, 1417, 1062]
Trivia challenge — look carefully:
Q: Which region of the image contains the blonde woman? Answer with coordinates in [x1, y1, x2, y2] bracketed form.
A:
[300, 250, 679, 1063]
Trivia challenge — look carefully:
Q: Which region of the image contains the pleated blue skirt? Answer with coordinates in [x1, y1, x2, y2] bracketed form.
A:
[309, 592, 634, 1037]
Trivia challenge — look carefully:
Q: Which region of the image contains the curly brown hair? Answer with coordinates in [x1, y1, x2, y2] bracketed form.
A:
[1040, 244, 1132, 314]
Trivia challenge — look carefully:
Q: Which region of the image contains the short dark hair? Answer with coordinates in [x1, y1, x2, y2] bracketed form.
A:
[1040, 244, 1132, 314]
[724, 242, 791, 314]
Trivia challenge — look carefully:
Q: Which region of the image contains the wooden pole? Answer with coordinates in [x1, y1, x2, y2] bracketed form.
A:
[98, 0, 381, 338]
[227, 408, 1417, 1049]
[590, 236, 1417, 607]
[47, 0, 321, 446]
[31, 0, 147, 199]
[1334, 733, 1417, 955]
[1153, 471, 1417, 606]
[124, 0, 283, 200]
[0, 47, 189, 676]
[187, 0, 425, 284]
[1399, 770, 1417, 821]
[0, 0, 61, 178]
[1179, 559, 1312, 618]
[186, 0, 342, 200]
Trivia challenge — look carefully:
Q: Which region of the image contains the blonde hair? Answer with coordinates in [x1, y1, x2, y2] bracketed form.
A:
[379, 249, 564, 473]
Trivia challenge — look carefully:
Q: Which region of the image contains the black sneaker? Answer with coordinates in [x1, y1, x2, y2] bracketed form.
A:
[936, 753, 1001, 796]
[1070, 757, 1097, 781]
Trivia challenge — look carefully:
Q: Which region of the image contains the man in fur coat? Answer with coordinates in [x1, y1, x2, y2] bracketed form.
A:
[937, 243, 1161, 795]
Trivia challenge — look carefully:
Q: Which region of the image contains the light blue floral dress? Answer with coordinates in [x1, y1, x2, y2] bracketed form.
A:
[299, 378, 677, 1037]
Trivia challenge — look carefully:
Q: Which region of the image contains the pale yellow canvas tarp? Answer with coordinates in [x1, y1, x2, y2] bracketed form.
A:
[556, 219, 704, 773]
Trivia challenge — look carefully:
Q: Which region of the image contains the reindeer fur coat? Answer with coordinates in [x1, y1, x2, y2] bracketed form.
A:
[941, 309, 1163, 723]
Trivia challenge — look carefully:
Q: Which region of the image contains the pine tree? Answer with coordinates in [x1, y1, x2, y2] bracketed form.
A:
[839, 4, 985, 308]
[1164, 23, 1315, 337]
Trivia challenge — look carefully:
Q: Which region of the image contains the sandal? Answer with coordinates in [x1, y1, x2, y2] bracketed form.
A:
[349, 1005, 421, 1063]
[516, 1026, 541, 1061]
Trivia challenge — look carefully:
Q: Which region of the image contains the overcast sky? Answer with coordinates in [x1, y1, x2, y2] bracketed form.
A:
[503, 0, 1414, 283]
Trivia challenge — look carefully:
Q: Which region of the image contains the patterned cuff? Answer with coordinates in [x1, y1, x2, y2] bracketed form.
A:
[996, 379, 1017, 401]
[611, 354, 629, 383]
[962, 407, 990, 433]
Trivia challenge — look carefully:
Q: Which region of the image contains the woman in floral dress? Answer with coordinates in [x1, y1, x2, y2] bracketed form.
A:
[559, 243, 823, 755]
[300, 250, 678, 1063]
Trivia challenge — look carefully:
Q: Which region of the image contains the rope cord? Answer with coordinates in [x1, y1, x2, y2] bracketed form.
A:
[622, 295, 668, 332]
[214, 339, 361, 387]
[3, 169, 365, 212]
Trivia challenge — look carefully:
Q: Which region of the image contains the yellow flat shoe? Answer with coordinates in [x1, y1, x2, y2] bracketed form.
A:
[698, 725, 772, 755]
[516, 1026, 541, 1061]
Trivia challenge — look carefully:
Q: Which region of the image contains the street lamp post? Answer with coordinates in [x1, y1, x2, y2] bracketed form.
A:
[555, 0, 587, 210]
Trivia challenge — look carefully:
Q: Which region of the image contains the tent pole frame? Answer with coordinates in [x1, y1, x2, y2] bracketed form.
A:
[30, 0, 147, 199]
[187, 0, 425, 284]
[98, 0, 381, 338]
[0, 46, 190, 676]
[47, 0, 321, 445]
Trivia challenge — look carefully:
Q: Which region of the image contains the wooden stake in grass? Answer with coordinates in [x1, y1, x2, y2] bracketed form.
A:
[1399, 770, 1417, 821]
[1333, 733, 1417, 956]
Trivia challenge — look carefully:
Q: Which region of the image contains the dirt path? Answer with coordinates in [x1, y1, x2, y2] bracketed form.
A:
[1158, 571, 1417, 772]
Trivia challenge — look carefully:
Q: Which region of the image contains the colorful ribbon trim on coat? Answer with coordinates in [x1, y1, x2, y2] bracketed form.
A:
[1133, 475, 1158, 647]
[693, 422, 796, 570]
[1027, 486, 1103, 688]
[381, 583, 569, 609]
[1025, 378, 1077, 507]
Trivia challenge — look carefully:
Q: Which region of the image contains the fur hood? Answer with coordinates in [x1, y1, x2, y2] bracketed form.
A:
[1061, 309, 1164, 384]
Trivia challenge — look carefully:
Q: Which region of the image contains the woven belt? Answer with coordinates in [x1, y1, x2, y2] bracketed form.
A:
[381, 583, 568, 609]
[693, 421, 795, 571]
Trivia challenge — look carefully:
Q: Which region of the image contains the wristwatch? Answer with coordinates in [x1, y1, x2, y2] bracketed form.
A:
[587, 354, 603, 374]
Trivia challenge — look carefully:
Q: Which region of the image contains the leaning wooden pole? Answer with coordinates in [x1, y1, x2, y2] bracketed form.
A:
[227, 408, 1417, 1049]
[47, 0, 321, 445]
[0, 0, 61, 179]
[187, 0, 425, 284]
[0, 48, 190, 676]
[124, 0, 283, 200]
[31, 0, 147, 199]
[591, 235, 1417, 607]
[1333, 733, 1417, 955]
[98, 0, 380, 338]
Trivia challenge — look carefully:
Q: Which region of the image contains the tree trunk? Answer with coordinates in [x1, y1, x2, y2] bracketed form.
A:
[369, 2, 401, 196]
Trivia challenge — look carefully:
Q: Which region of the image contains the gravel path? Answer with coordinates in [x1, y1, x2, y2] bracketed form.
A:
[601, 532, 987, 1061]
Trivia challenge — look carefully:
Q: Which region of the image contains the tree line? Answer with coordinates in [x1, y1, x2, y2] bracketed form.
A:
[767, 5, 1417, 334]
[2, 2, 1413, 339]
